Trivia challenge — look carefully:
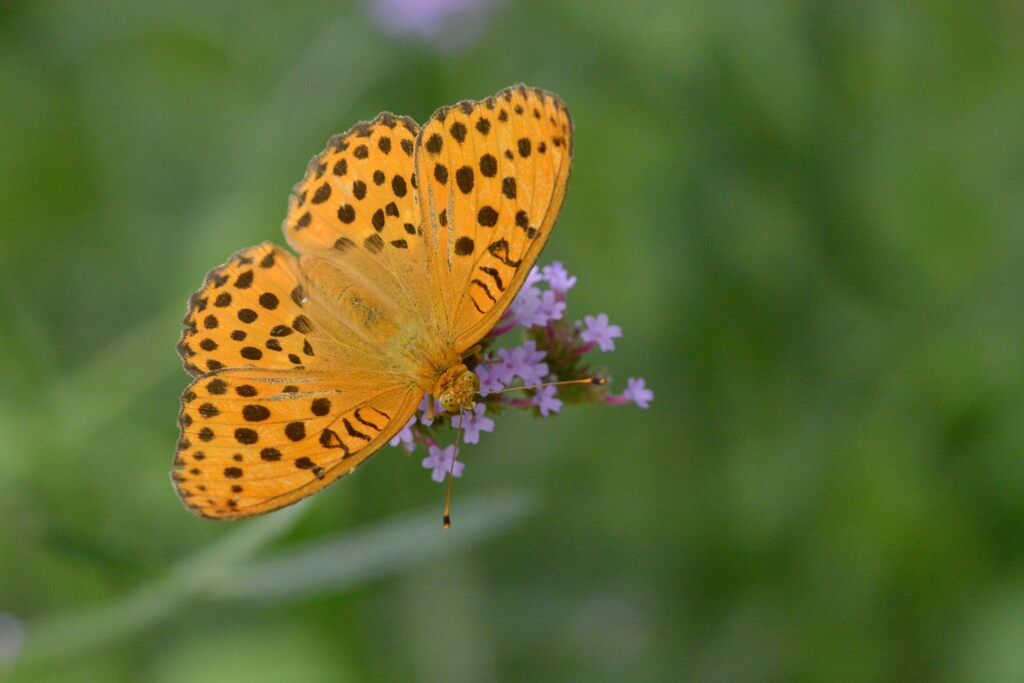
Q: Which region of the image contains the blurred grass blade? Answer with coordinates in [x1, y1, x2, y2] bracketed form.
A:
[9, 577, 181, 671]
[211, 491, 538, 602]
[9, 502, 306, 670]
[48, 304, 183, 450]
[172, 501, 308, 586]
[0, 261, 60, 385]
[5, 491, 535, 672]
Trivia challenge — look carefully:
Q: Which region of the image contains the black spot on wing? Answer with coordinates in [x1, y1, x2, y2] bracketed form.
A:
[455, 166, 474, 194]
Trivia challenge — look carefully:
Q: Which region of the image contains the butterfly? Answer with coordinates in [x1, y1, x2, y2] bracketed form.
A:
[172, 85, 573, 519]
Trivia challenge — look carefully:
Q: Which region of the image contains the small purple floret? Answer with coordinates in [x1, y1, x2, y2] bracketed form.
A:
[422, 444, 465, 482]
[418, 396, 444, 426]
[581, 313, 623, 352]
[508, 286, 546, 328]
[496, 341, 549, 386]
[524, 266, 543, 288]
[450, 404, 495, 444]
[533, 385, 563, 416]
[542, 261, 577, 293]
[538, 290, 566, 323]
[516, 340, 549, 385]
[623, 377, 654, 409]
[475, 363, 505, 395]
[389, 415, 418, 452]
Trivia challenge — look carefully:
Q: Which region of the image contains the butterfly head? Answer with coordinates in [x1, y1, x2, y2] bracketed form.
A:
[434, 364, 480, 413]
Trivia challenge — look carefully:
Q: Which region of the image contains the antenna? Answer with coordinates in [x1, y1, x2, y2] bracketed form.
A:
[488, 375, 606, 395]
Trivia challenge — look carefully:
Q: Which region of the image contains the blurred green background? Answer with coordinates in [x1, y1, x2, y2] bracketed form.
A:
[2, 1, 1022, 681]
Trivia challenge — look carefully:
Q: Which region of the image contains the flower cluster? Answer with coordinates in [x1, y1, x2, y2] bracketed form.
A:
[388, 261, 653, 482]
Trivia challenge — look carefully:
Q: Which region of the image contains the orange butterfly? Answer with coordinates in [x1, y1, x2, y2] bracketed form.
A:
[173, 85, 572, 519]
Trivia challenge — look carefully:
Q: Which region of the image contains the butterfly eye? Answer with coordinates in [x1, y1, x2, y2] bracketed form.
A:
[439, 394, 461, 413]
[460, 370, 480, 395]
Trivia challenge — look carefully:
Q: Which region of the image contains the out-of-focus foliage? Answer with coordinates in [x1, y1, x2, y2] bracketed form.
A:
[1, 1, 1022, 681]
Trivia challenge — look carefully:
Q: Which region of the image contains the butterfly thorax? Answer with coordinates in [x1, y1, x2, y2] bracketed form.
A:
[433, 364, 480, 413]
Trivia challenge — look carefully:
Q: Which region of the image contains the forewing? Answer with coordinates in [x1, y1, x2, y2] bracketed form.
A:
[282, 113, 440, 329]
[414, 84, 573, 351]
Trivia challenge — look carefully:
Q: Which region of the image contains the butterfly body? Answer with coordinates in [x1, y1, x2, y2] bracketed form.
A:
[434, 364, 480, 413]
[174, 85, 572, 519]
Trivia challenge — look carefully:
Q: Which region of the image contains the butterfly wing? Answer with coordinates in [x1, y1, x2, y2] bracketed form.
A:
[414, 84, 573, 351]
[178, 243, 319, 377]
[282, 113, 447, 339]
[174, 369, 421, 518]
[174, 243, 422, 519]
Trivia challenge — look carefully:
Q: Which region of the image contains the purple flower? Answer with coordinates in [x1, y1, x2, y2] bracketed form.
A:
[509, 286, 546, 328]
[516, 340, 550, 385]
[493, 346, 524, 380]
[496, 341, 549, 386]
[450, 404, 495, 444]
[533, 385, 562, 416]
[389, 415, 418, 452]
[580, 313, 623, 352]
[475, 362, 505, 395]
[524, 266, 543, 288]
[369, 0, 498, 49]
[418, 396, 444, 426]
[508, 266, 568, 329]
[538, 289, 566, 323]
[495, 342, 542, 384]
[542, 261, 577, 293]
[422, 444, 464, 483]
[623, 377, 654, 409]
